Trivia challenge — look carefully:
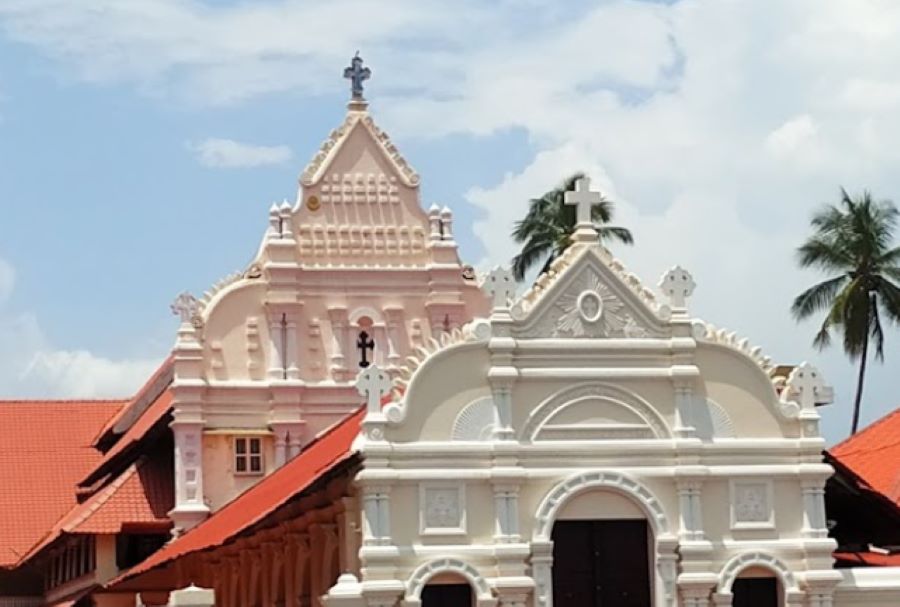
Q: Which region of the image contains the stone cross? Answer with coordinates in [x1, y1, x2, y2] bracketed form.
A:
[659, 266, 696, 308]
[170, 292, 199, 323]
[355, 364, 392, 414]
[343, 51, 371, 101]
[786, 362, 833, 411]
[564, 176, 603, 229]
[482, 266, 516, 310]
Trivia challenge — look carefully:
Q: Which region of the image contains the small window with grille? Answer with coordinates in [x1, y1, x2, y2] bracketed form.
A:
[234, 437, 264, 475]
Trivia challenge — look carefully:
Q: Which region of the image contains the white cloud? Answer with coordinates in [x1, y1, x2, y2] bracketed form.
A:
[3, 0, 900, 439]
[188, 137, 292, 168]
[0, 257, 164, 398]
[0, 258, 14, 303]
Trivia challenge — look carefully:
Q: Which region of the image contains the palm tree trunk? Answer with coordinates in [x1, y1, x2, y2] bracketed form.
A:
[851, 330, 869, 435]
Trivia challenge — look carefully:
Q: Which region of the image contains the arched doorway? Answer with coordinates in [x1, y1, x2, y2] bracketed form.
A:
[421, 574, 475, 607]
[732, 567, 780, 607]
[550, 490, 652, 606]
[532, 471, 676, 607]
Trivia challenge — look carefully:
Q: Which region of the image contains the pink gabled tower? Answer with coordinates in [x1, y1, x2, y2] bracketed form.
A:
[168, 54, 488, 532]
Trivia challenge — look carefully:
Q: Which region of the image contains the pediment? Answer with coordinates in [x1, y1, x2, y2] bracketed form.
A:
[300, 110, 419, 188]
[511, 245, 669, 339]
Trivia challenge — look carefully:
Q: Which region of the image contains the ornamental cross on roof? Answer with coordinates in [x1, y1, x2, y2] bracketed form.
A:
[170, 292, 199, 323]
[343, 52, 371, 101]
[564, 176, 604, 242]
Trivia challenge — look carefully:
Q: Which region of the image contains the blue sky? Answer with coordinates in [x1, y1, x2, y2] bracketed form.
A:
[1, 0, 899, 445]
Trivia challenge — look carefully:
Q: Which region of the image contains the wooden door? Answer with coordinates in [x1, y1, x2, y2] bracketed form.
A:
[732, 578, 778, 607]
[552, 520, 652, 607]
[421, 583, 473, 607]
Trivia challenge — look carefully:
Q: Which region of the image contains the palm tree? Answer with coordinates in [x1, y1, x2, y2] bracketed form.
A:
[511, 172, 633, 281]
[791, 188, 900, 434]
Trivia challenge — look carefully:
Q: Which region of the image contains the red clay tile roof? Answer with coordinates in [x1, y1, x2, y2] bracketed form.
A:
[828, 407, 900, 509]
[23, 456, 173, 561]
[834, 551, 900, 566]
[80, 388, 173, 488]
[93, 356, 172, 449]
[0, 400, 124, 567]
[110, 407, 364, 587]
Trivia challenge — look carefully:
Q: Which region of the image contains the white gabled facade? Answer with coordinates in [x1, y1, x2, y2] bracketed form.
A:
[329, 185, 880, 606]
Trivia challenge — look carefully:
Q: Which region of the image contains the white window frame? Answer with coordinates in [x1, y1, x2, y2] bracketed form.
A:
[233, 436, 265, 476]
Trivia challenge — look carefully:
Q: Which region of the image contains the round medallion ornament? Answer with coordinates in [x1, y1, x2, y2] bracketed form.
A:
[577, 290, 604, 323]
[306, 195, 321, 211]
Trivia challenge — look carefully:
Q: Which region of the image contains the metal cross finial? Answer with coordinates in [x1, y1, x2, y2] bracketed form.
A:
[564, 176, 604, 230]
[357, 330, 375, 368]
[170, 291, 199, 323]
[343, 51, 371, 101]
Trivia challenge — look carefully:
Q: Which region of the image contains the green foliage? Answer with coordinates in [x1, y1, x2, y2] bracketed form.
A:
[792, 188, 900, 433]
[510, 172, 633, 281]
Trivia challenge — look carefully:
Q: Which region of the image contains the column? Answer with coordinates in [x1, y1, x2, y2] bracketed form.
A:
[677, 480, 704, 541]
[493, 485, 520, 542]
[802, 480, 828, 538]
[286, 311, 300, 380]
[274, 428, 289, 468]
[489, 381, 515, 440]
[362, 486, 392, 546]
[531, 541, 554, 607]
[680, 589, 712, 607]
[269, 313, 286, 379]
[288, 431, 303, 459]
[170, 413, 210, 534]
[327, 307, 349, 378]
[673, 381, 696, 438]
[287, 532, 311, 607]
[383, 307, 404, 368]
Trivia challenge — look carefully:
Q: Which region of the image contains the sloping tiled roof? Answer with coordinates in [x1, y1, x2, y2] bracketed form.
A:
[80, 388, 173, 488]
[834, 551, 900, 566]
[828, 407, 900, 509]
[0, 400, 124, 567]
[23, 456, 173, 561]
[111, 407, 364, 586]
[93, 356, 173, 448]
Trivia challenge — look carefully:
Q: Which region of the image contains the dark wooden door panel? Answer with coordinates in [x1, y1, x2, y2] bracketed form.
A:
[552, 519, 652, 607]
[421, 583, 473, 607]
[733, 578, 778, 607]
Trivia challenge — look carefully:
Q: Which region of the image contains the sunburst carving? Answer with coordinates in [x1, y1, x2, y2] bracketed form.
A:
[554, 272, 629, 337]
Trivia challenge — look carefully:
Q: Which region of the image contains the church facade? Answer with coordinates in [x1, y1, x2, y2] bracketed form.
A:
[2, 57, 900, 607]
